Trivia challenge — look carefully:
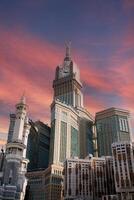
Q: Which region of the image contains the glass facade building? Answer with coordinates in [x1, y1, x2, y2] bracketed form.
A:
[96, 107, 131, 157]
[71, 126, 79, 157]
[27, 120, 51, 171]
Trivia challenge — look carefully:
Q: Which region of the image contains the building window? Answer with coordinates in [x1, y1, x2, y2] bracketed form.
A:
[71, 126, 79, 157]
[60, 121, 67, 162]
[119, 118, 129, 132]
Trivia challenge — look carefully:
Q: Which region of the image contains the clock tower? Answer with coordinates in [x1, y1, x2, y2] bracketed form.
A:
[53, 43, 83, 108]
[49, 44, 96, 166]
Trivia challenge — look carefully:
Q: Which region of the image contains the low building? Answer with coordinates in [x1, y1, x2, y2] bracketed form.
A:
[44, 164, 63, 200]
[26, 170, 46, 200]
[112, 142, 134, 200]
[63, 155, 116, 200]
[26, 164, 63, 200]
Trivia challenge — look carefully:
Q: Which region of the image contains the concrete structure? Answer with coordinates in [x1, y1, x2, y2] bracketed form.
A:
[96, 108, 132, 156]
[27, 120, 51, 171]
[112, 142, 134, 200]
[49, 43, 96, 166]
[63, 155, 116, 200]
[47, 43, 97, 200]
[7, 114, 16, 143]
[0, 96, 31, 200]
[25, 170, 46, 200]
[102, 195, 119, 200]
[44, 164, 63, 200]
[26, 164, 63, 200]
[0, 149, 4, 173]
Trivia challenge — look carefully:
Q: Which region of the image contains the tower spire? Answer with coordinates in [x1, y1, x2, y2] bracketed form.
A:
[64, 41, 71, 61]
[20, 92, 26, 104]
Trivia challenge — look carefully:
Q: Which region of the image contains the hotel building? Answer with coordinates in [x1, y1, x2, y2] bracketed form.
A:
[47, 43, 97, 200]
[63, 155, 116, 200]
[49, 43, 96, 166]
[112, 142, 134, 200]
[96, 108, 132, 157]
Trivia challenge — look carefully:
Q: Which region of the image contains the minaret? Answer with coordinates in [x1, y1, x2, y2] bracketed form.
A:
[12, 95, 27, 142]
[3, 95, 31, 200]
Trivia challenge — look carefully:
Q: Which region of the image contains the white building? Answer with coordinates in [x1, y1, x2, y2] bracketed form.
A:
[63, 155, 116, 200]
[0, 96, 31, 200]
[47, 43, 97, 200]
[49, 43, 96, 166]
[112, 142, 134, 200]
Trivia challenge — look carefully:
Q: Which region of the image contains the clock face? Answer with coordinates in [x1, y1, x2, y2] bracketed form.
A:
[58, 62, 71, 78]
[63, 66, 70, 73]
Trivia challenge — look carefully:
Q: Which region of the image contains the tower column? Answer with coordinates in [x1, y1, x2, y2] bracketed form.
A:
[2, 95, 30, 200]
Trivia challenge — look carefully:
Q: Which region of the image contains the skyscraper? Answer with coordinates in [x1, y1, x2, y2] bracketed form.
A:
[27, 120, 51, 171]
[49, 43, 95, 165]
[96, 107, 132, 156]
[0, 96, 31, 200]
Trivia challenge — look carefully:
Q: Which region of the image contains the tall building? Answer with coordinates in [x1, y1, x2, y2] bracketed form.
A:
[0, 96, 31, 200]
[26, 120, 51, 171]
[25, 121, 51, 200]
[96, 108, 132, 156]
[49, 43, 95, 166]
[112, 142, 134, 200]
[63, 155, 116, 200]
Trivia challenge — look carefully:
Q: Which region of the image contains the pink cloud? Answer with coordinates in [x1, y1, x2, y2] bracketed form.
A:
[0, 25, 134, 144]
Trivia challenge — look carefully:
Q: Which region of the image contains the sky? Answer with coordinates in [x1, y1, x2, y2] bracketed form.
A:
[0, 0, 134, 147]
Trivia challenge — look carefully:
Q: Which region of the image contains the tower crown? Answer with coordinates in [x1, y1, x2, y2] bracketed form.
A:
[53, 44, 83, 108]
[12, 95, 28, 142]
[64, 42, 71, 61]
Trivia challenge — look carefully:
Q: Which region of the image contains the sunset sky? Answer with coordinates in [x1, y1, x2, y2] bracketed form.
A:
[0, 0, 134, 147]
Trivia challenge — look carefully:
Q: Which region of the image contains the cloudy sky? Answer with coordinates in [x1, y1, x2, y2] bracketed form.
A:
[0, 0, 134, 147]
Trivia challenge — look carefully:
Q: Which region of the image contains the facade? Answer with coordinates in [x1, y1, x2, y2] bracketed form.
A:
[63, 155, 116, 200]
[0, 96, 31, 200]
[47, 44, 96, 200]
[102, 195, 119, 200]
[0, 149, 4, 172]
[7, 114, 16, 143]
[27, 120, 51, 171]
[25, 170, 46, 200]
[44, 164, 63, 200]
[53, 42, 83, 108]
[50, 100, 80, 165]
[26, 164, 63, 200]
[112, 142, 134, 200]
[96, 108, 132, 156]
[49, 43, 95, 166]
